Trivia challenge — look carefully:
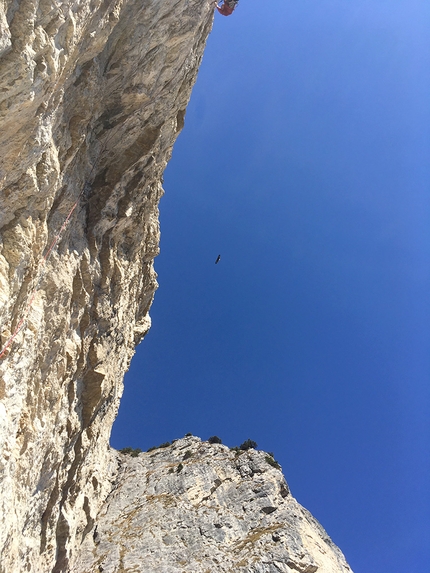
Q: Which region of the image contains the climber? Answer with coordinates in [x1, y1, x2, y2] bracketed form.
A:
[215, 255, 221, 264]
[213, 0, 238, 17]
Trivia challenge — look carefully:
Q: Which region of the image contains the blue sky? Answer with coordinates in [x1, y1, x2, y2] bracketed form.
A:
[111, 1, 430, 571]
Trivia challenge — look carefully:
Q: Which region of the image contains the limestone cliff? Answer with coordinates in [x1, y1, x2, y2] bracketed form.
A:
[0, 0, 353, 572]
[0, 0, 212, 570]
[75, 437, 352, 573]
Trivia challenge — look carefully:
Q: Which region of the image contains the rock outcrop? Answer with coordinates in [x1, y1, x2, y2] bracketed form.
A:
[75, 437, 352, 573]
[0, 0, 353, 571]
[0, 0, 212, 570]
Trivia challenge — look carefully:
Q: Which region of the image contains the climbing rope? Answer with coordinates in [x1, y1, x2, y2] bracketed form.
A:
[0, 79, 136, 362]
[0, 19, 213, 361]
[0, 106, 139, 362]
[0, 190, 84, 360]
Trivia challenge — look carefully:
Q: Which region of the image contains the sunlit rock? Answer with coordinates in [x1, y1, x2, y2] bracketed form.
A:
[75, 437, 353, 573]
[0, 0, 353, 571]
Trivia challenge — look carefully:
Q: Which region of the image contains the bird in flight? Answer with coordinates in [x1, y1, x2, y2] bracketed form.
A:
[215, 254, 221, 264]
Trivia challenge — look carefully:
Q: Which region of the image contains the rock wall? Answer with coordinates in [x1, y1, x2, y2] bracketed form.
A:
[0, 0, 354, 572]
[0, 0, 213, 570]
[75, 437, 353, 573]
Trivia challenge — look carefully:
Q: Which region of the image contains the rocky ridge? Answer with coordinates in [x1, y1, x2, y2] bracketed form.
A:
[74, 436, 353, 573]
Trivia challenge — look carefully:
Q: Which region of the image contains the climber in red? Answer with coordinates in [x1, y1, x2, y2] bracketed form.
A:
[214, 0, 238, 16]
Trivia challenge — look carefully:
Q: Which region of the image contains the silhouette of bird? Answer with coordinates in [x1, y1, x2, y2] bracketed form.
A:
[215, 254, 221, 264]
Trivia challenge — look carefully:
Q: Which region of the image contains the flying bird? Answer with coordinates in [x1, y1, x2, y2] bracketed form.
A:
[215, 254, 221, 264]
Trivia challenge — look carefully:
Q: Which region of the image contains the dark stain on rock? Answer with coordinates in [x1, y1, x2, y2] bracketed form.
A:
[97, 105, 125, 131]
[107, 124, 161, 183]
[261, 506, 277, 515]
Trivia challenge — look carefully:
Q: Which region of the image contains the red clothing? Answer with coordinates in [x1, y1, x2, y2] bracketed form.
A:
[216, 2, 234, 16]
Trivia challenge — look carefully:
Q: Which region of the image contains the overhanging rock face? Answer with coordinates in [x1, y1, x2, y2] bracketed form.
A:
[0, 1, 353, 572]
[0, 0, 213, 570]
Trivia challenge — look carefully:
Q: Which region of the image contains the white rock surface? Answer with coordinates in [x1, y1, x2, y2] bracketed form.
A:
[0, 0, 213, 570]
[74, 437, 353, 573]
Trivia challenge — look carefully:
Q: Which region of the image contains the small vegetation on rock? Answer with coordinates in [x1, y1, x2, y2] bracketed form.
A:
[120, 447, 142, 457]
[239, 439, 257, 451]
[185, 432, 193, 437]
[265, 455, 281, 470]
[208, 436, 222, 444]
[183, 450, 192, 460]
[147, 441, 171, 452]
[177, 463, 183, 473]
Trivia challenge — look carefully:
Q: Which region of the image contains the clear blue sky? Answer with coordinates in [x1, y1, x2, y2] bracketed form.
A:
[111, 1, 430, 571]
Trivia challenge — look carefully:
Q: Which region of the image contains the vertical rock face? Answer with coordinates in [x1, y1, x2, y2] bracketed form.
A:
[0, 0, 213, 570]
[0, 1, 353, 573]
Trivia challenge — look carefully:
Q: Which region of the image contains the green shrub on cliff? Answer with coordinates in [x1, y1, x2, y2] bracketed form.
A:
[239, 439, 257, 451]
[120, 447, 142, 457]
[265, 455, 281, 469]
